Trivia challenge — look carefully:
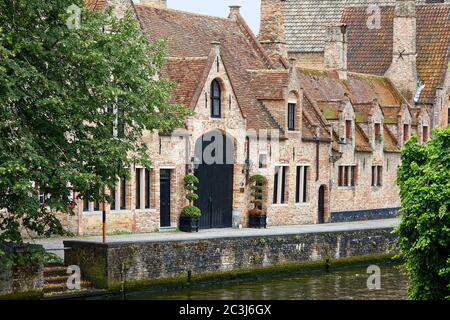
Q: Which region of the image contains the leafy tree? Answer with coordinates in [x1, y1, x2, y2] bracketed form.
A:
[0, 0, 190, 242]
[396, 127, 450, 300]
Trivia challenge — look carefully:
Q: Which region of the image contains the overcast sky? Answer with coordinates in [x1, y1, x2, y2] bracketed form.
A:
[160, 1, 261, 34]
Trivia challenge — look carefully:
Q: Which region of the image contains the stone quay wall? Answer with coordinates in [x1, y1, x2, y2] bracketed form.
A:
[64, 227, 398, 289]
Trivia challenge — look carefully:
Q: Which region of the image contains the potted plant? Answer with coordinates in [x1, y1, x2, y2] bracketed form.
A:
[248, 175, 268, 229]
[179, 174, 201, 232]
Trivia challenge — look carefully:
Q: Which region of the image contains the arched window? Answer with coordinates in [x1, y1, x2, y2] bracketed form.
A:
[211, 79, 221, 118]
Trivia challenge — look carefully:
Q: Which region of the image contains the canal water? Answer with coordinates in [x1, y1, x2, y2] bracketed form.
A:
[118, 263, 408, 300]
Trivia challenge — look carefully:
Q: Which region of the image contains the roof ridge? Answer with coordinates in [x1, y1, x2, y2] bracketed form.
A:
[233, 14, 276, 70]
[133, 4, 231, 22]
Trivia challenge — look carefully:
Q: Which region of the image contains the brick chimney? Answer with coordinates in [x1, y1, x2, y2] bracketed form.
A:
[137, 0, 167, 8]
[385, 0, 417, 103]
[324, 23, 348, 80]
[258, 0, 288, 63]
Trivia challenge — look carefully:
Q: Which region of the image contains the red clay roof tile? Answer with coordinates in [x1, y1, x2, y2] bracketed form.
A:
[342, 4, 450, 104]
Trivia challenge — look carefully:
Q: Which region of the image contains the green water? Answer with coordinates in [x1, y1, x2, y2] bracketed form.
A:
[119, 263, 408, 300]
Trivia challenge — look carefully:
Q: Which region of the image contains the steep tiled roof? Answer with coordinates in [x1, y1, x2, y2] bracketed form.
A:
[249, 70, 289, 100]
[409, 106, 422, 126]
[160, 57, 211, 108]
[302, 94, 332, 141]
[354, 103, 374, 123]
[383, 124, 400, 152]
[355, 123, 372, 152]
[381, 106, 401, 124]
[342, 4, 450, 104]
[282, 0, 428, 53]
[317, 101, 340, 120]
[297, 68, 405, 106]
[84, 0, 107, 11]
[133, 5, 284, 131]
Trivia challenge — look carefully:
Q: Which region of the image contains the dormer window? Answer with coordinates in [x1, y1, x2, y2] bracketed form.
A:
[211, 79, 221, 118]
[288, 103, 296, 131]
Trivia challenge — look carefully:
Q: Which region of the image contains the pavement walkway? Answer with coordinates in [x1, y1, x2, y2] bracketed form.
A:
[30, 218, 399, 258]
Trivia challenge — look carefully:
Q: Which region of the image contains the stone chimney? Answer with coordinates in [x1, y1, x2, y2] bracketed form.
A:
[228, 5, 241, 21]
[324, 23, 348, 80]
[137, 0, 167, 8]
[258, 0, 288, 63]
[385, 0, 417, 103]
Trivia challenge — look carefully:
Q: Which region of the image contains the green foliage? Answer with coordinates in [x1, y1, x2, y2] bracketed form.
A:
[0, 0, 191, 242]
[395, 128, 450, 300]
[181, 205, 201, 218]
[181, 174, 201, 218]
[249, 175, 267, 211]
[0, 243, 55, 269]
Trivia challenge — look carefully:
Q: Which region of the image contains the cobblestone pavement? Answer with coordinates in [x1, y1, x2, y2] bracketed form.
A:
[30, 218, 399, 258]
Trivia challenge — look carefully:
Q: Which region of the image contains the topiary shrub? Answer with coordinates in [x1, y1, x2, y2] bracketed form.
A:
[181, 174, 201, 218]
[248, 174, 268, 216]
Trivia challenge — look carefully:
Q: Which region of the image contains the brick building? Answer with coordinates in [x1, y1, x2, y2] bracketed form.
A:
[281, 0, 450, 128]
[65, 0, 435, 235]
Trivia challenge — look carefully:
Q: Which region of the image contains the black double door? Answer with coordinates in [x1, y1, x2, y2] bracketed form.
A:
[160, 169, 171, 227]
[194, 132, 233, 229]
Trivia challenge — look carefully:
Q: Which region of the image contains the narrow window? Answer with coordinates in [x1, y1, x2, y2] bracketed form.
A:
[273, 167, 279, 204]
[281, 167, 287, 203]
[288, 103, 296, 131]
[83, 199, 89, 212]
[259, 154, 267, 169]
[422, 126, 428, 143]
[273, 166, 287, 204]
[377, 166, 383, 186]
[345, 120, 352, 140]
[210, 79, 221, 118]
[303, 167, 308, 202]
[94, 199, 100, 212]
[374, 123, 380, 136]
[296, 166, 309, 203]
[120, 177, 127, 210]
[344, 166, 349, 186]
[403, 124, 409, 142]
[145, 169, 151, 209]
[135, 168, 141, 209]
[338, 166, 343, 186]
[350, 166, 356, 186]
[110, 187, 116, 210]
[371, 166, 376, 187]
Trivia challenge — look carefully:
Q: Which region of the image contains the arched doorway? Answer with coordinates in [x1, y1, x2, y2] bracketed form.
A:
[318, 185, 326, 224]
[194, 130, 234, 229]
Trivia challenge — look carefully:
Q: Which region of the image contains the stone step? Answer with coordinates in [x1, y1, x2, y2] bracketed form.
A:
[45, 275, 70, 285]
[44, 265, 67, 277]
[43, 280, 92, 295]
